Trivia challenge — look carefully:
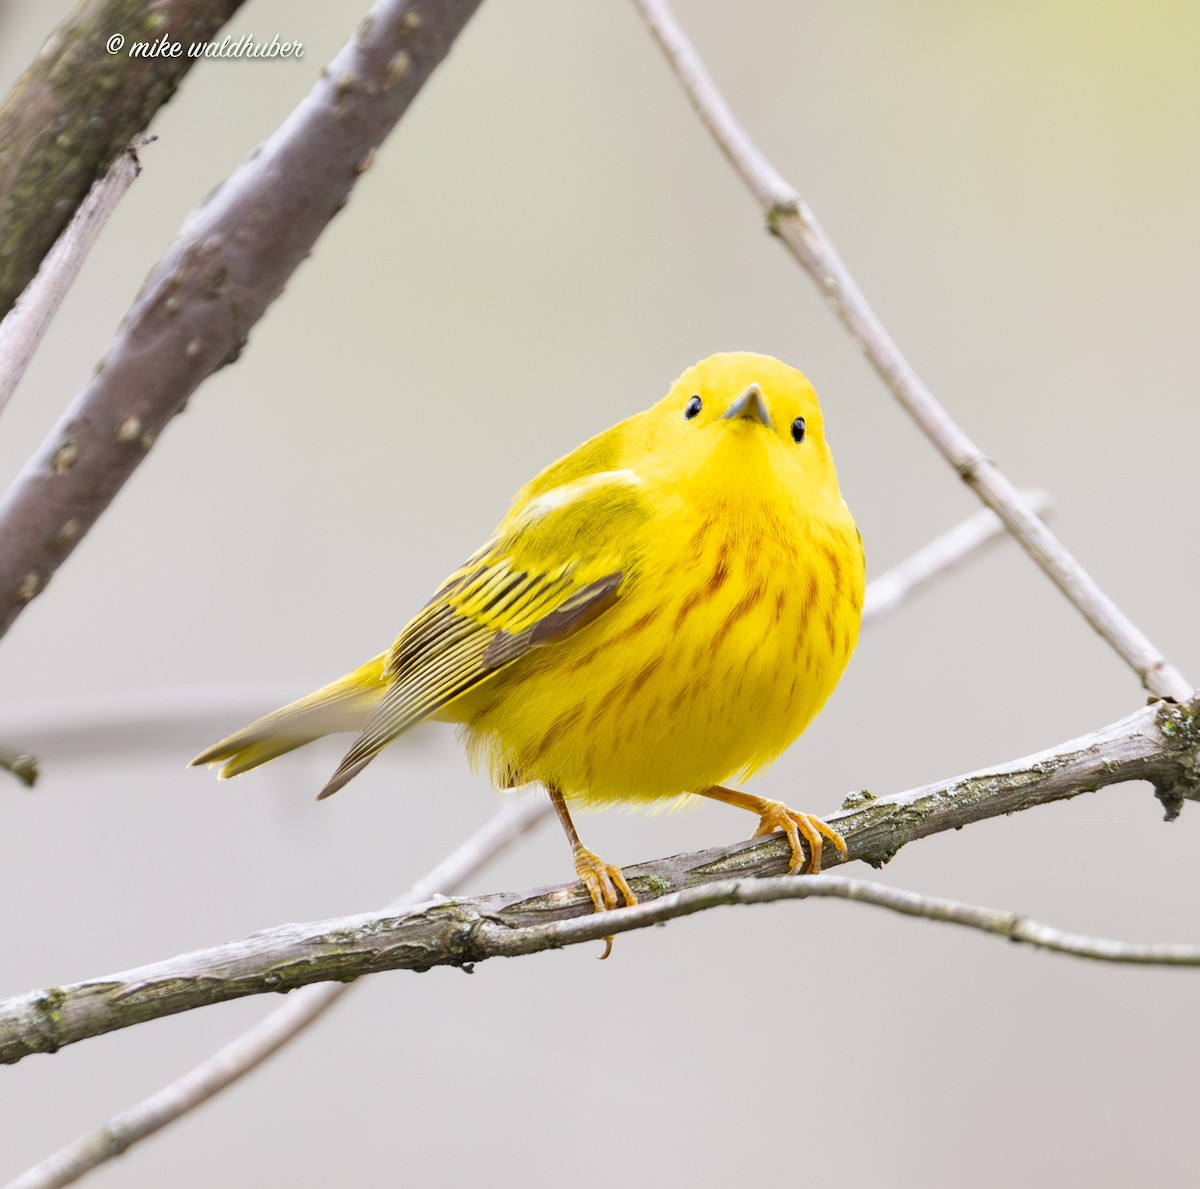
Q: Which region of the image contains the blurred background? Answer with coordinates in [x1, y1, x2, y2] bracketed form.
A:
[1, 0, 1198, 1185]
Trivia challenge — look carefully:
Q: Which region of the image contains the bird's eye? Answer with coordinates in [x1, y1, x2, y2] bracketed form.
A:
[791, 416, 806, 444]
[684, 395, 702, 420]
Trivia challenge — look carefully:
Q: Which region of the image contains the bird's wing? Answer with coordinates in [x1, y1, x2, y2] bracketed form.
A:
[316, 469, 645, 799]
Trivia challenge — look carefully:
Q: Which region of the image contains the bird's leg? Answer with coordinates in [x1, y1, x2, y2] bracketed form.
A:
[548, 786, 636, 958]
[697, 785, 847, 874]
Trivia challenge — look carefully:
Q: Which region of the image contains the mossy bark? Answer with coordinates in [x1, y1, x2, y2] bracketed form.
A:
[0, 0, 246, 320]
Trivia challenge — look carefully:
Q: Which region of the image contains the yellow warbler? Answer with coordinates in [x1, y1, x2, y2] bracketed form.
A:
[194, 352, 864, 923]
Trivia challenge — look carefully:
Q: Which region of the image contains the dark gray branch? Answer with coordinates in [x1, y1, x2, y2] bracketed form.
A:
[0, 0, 482, 639]
[2, 697, 1196, 1066]
[0, 0, 246, 320]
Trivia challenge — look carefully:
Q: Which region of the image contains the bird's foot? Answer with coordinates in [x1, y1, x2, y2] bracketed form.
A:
[572, 845, 637, 959]
[751, 799, 847, 874]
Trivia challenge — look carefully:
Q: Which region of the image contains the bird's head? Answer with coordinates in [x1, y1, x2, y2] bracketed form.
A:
[638, 352, 843, 508]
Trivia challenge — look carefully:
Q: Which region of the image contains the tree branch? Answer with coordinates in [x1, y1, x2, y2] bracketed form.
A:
[630, 0, 1192, 704]
[0, 136, 152, 422]
[480, 873, 1200, 966]
[0, 0, 483, 639]
[861, 490, 1048, 621]
[3, 696, 1196, 1065]
[0, 0, 246, 320]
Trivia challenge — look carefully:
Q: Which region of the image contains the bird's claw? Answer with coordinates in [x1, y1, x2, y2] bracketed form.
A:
[572, 845, 637, 959]
[751, 799, 847, 874]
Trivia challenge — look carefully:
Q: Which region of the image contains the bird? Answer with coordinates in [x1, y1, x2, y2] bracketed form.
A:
[193, 352, 865, 940]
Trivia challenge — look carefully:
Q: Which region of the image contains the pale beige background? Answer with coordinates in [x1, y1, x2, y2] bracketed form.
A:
[2, 1, 1198, 1186]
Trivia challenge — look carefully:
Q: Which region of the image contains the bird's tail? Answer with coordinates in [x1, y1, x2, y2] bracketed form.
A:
[190, 653, 390, 779]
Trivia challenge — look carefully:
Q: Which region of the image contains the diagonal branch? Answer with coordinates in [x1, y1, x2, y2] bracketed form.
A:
[3, 696, 1196, 1066]
[0, 0, 483, 640]
[630, 0, 1192, 704]
[861, 490, 1047, 620]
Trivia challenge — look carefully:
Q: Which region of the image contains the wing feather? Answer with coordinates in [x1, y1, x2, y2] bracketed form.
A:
[316, 466, 645, 799]
[317, 570, 620, 799]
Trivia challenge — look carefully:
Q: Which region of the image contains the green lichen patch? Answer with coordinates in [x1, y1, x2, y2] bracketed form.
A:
[840, 788, 876, 810]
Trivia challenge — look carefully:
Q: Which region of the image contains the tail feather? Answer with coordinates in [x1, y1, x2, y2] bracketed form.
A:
[191, 653, 389, 779]
[316, 753, 375, 800]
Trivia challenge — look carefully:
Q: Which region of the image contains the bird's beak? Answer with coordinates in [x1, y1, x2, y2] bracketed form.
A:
[721, 383, 771, 428]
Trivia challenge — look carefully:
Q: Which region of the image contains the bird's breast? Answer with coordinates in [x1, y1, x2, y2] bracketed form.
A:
[461, 494, 863, 805]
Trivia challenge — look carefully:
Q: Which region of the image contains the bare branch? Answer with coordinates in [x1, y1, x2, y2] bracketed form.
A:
[861, 490, 1049, 621]
[4, 799, 550, 1189]
[0, 0, 246, 320]
[0, 136, 152, 421]
[630, 0, 1192, 704]
[3, 696, 1196, 1066]
[480, 873, 1200, 967]
[0, 683, 343, 761]
[0, 0, 483, 640]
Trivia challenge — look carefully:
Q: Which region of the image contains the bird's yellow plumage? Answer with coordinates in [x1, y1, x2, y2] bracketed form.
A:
[194, 352, 864, 925]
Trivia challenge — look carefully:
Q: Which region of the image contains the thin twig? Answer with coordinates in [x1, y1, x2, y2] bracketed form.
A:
[479, 873, 1200, 966]
[3, 695, 1196, 1065]
[0, 683, 339, 761]
[861, 490, 1049, 621]
[631, 0, 1192, 704]
[0, 0, 484, 641]
[0, 137, 153, 421]
[4, 799, 549, 1189]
